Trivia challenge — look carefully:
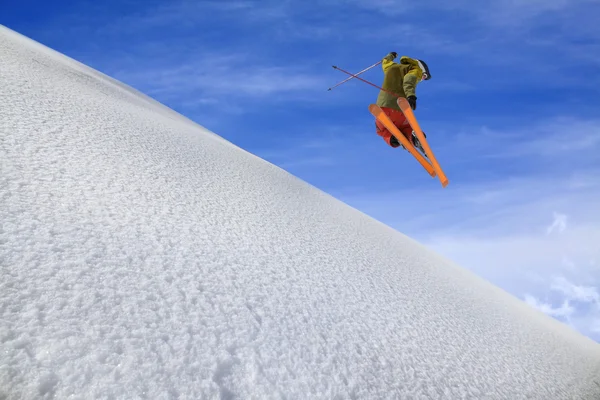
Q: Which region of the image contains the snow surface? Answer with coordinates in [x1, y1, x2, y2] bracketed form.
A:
[1, 24, 600, 400]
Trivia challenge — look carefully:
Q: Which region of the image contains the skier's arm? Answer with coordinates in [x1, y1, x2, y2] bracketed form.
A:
[403, 72, 418, 98]
[400, 56, 423, 98]
[381, 52, 397, 73]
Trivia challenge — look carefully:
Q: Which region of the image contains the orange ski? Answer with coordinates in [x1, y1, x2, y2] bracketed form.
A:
[397, 98, 449, 188]
[368, 104, 436, 178]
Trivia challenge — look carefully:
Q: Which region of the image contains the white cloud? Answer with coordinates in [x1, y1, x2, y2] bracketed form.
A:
[528, 275, 600, 340]
[524, 295, 574, 319]
[252, 126, 374, 175]
[435, 117, 600, 164]
[551, 276, 600, 306]
[422, 209, 600, 342]
[111, 53, 327, 105]
[349, 0, 599, 28]
[100, 0, 289, 33]
[546, 212, 568, 235]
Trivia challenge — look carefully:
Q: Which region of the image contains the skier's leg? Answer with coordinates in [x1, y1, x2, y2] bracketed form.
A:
[387, 108, 428, 149]
[385, 108, 413, 146]
[375, 113, 401, 148]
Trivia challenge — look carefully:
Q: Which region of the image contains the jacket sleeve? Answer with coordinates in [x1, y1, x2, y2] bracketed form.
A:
[399, 56, 423, 98]
[381, 53, 397, 73]
[403, 73, 418, 98]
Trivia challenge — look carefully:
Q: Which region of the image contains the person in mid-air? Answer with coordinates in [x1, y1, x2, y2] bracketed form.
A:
[375, 52, 431, 152]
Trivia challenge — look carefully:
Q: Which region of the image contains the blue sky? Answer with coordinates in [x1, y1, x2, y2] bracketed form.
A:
[4, 0, 600, 341]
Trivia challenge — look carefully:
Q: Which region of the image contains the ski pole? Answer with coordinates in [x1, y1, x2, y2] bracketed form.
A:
[328, 61, 382, 91]
[332, 65, 401, 98]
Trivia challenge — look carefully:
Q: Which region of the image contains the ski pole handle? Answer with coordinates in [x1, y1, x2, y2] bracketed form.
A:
[328, 60, 382, 91]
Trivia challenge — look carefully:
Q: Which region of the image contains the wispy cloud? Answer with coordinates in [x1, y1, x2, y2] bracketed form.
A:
[334, 170, 600, 340]
[117, 58, 325, 99]
[31, 0, 599, 119]
[547, 212, 568, 235]
[349, 0, 600, 29]
[425, 209, 600, 341]
[250, 125, 376, 177]
[345, 0, 600, 91]
[526, 275, 600, 340]
[429, 116, 600, 169]
[94, 0, 289, 35]
[105, 51, 330, 120]
[551, 276, 600, 306]
[524, 295, 574, 319]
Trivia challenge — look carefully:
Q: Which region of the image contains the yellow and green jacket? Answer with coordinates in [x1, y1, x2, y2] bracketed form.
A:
[376, 53, 425, 110]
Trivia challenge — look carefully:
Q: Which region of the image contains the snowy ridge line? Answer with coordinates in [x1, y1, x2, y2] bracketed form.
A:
[1, 24, 600, 400]
[0, 24, 224, 144]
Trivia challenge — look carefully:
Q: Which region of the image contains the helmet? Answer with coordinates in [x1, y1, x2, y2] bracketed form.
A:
[417, 59, 431, 81]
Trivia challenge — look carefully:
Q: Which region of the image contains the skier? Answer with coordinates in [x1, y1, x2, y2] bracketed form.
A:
[375, 52, 431, 152]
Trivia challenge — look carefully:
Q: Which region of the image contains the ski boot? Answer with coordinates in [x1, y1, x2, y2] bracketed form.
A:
[390, 135, 408, 151]
[412, 131, 427, 156]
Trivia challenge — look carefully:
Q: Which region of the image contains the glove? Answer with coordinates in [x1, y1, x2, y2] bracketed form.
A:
[407, 95, 417, 110]
[390, 52, 397, 59]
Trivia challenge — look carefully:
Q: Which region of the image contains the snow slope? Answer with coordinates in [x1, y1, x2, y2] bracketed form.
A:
[1, 25, 599, 400]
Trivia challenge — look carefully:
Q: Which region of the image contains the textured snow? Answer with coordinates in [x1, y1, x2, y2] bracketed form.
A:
[1, 24, 600, 400]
